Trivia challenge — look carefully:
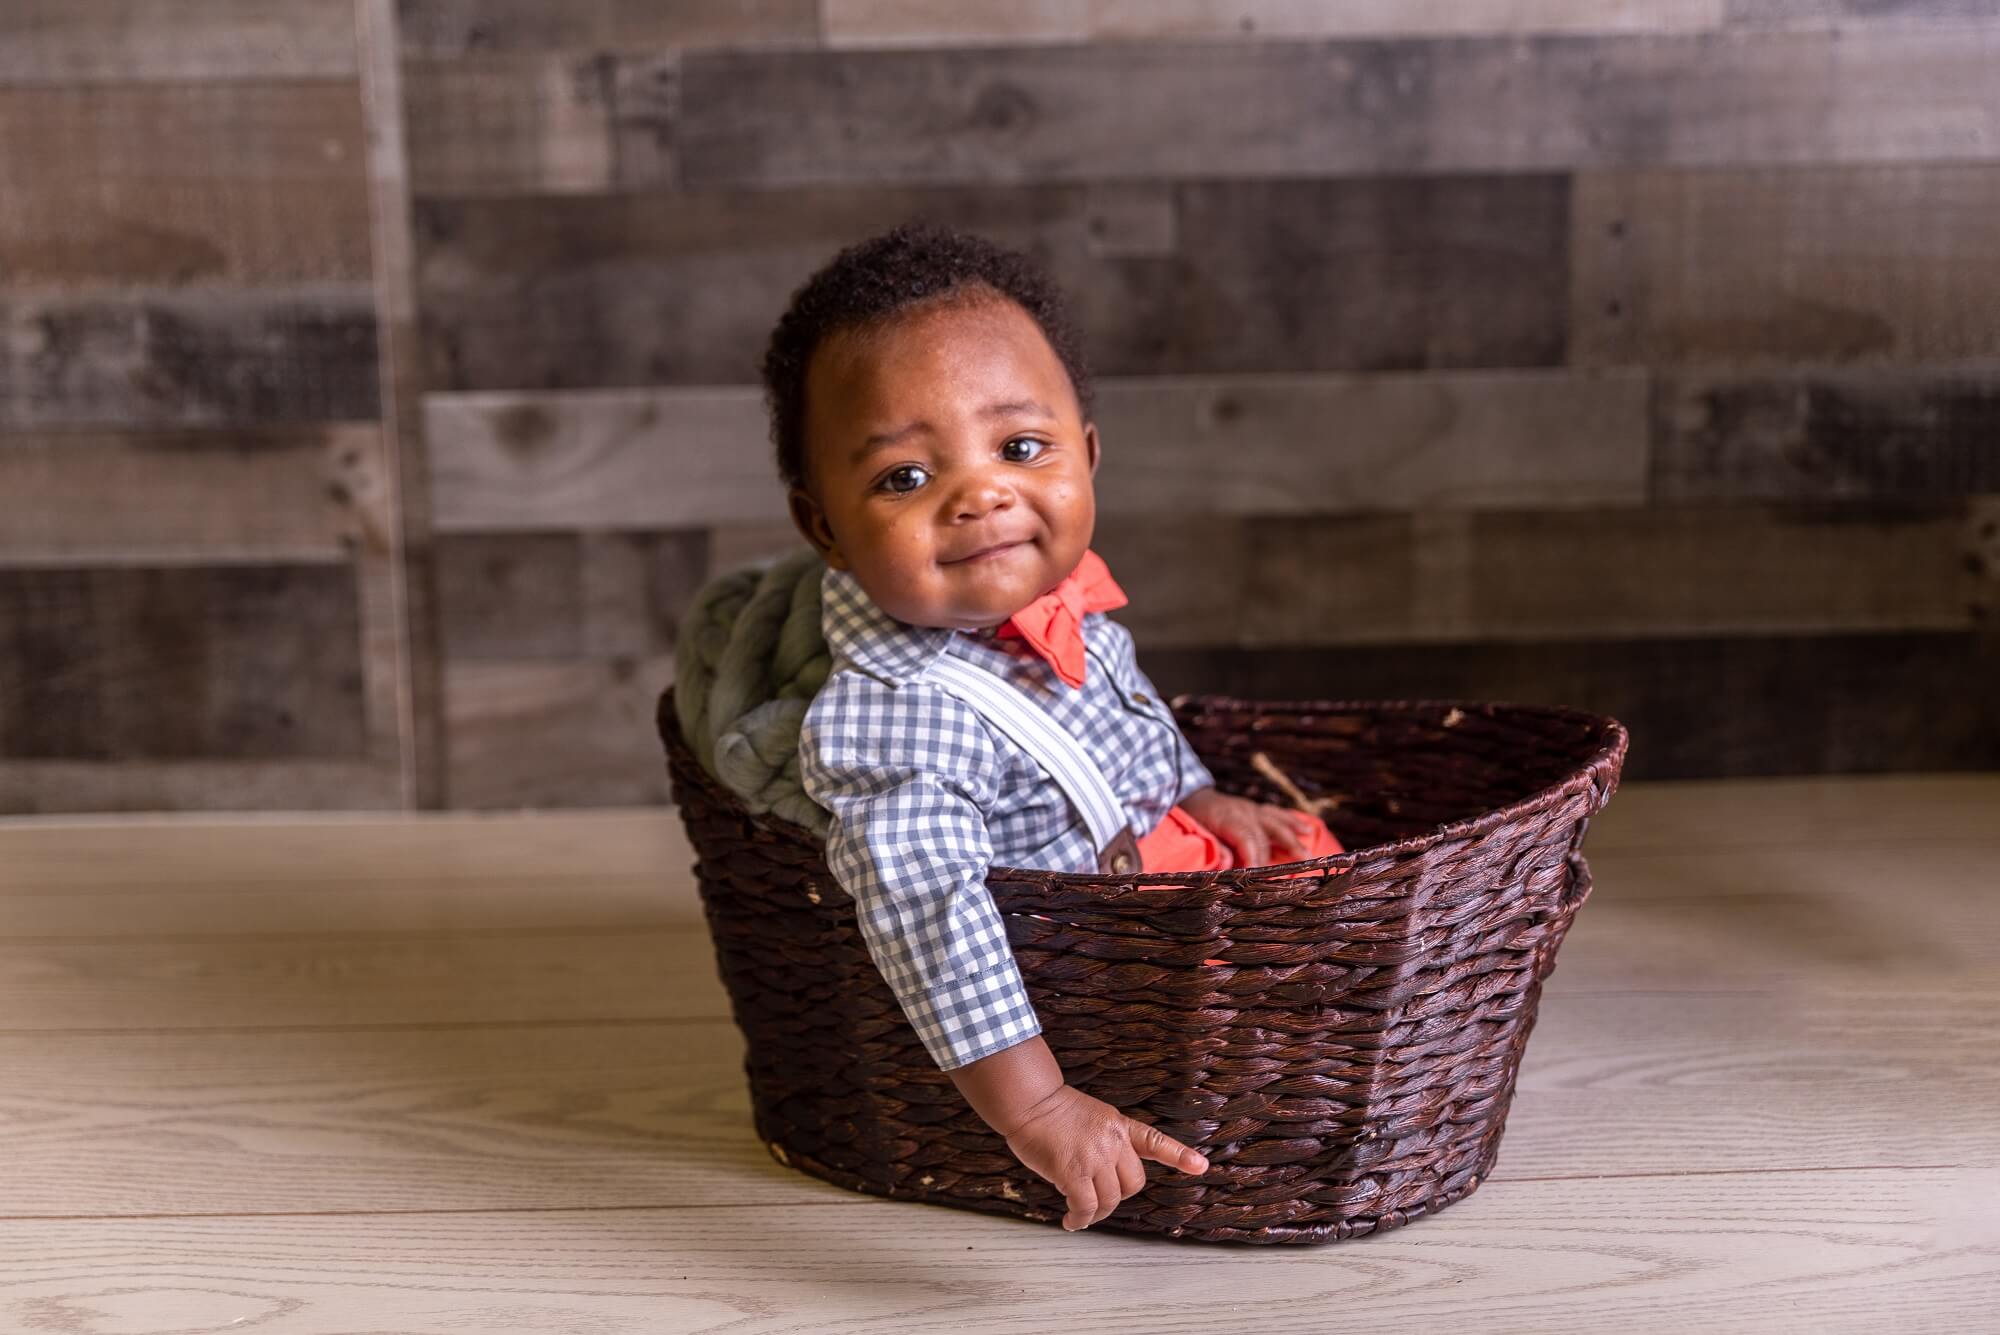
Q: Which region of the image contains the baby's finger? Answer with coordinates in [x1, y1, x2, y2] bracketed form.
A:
[1226, 820, 1268, 869]
[1127, 1119, 1211, 1176]
[1115, 1147, 1146, 1200]
[1262, 808, 1302, 858]
[1264, 807, 1296, 859]
[1062, 1175, 1099, 1232]
[1092, 1165, 1122, 1226]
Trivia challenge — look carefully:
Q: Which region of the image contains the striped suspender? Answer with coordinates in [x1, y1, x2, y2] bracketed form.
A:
[920, 652, 1129, 853]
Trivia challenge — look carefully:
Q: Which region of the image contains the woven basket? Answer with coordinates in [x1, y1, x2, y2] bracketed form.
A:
[658, 687, 1627, 1244]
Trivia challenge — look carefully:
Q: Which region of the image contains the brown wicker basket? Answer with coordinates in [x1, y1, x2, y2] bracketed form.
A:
[657, 687, 1627, 1245]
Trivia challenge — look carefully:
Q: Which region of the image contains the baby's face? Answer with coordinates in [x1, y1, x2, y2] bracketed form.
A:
[788, 291, 1100, 631]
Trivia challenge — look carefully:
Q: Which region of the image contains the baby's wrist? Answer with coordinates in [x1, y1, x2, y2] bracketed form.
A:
[1000, 1080, 1079, 1140]
[946, 1034, 1066, 1137]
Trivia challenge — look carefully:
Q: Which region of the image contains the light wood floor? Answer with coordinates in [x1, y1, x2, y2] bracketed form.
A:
[1, 775, 1995, 1333]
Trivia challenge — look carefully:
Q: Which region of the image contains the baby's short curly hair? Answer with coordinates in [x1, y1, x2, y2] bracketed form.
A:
[760, 219, 1095, 497]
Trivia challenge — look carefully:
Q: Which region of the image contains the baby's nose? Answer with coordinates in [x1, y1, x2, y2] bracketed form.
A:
[951, 475, 1015, 517]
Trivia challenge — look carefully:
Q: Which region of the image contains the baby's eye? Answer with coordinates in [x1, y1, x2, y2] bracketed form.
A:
[879, 464, 929, 494]
[1002, 437, 1048, 462]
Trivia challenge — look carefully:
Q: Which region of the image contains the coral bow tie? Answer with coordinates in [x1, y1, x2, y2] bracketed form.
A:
[993, 549, 1128, 689]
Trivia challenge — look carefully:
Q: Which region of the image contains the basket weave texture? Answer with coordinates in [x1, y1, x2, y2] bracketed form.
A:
[658, 687, 1627, 1245]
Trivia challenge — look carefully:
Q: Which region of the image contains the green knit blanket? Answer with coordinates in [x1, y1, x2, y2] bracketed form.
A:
[671, 544, 834, 837]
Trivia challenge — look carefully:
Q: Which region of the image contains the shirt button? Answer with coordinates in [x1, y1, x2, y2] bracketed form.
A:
[1110, 851, 1136, 873]
[1133, 692, 1151, 705]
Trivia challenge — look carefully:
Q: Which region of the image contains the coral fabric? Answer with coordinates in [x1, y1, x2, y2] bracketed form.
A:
[1137, 804, 1346, 965]
[993, 548, 1129, 689]
[1136, 804, 1345, 874]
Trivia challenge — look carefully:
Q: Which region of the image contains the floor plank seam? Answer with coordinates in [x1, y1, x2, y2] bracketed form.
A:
[0, 1016, 731, 1037]
[0, 1200, 868, 1224]
[1493, 1163, 1960, 1184]
[0, 925, 700, 945]
[6, 1164, 1952, 1225]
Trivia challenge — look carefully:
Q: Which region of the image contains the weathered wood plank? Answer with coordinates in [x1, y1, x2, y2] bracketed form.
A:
[0, 425, 380, 564]
[1117, 177, 1571, 372]
[435, 530, 706, 661]
[358, 0, 445, 810]
[1573, 165, 2000, 367]
[0, 0, 357, 84]
[1586, 773, 2000, 854]
[825, 0, 1726, 46]
[0, 565, 368, 763]
[817, 0, 1999, 46]
[0, 809, 693, 890]
[444, 653, 678, 809]
[425, 389, 784, 527]
[709, 521, 815, 575]
[0, 925, 722, 1030]
[1096, 499, 1989, 647]
[6, 773, 1993, 884]
[9, 809, 1999, 969]
[0, 421, 405, 795]
[416, 175, 1567, 391]
[0, 994, 1986, 1216]
[1100, 0, 1733, 37]
[1092, 369, 1637, 509]
[1142, 630, 2000, 779]
[1727, 0, 2000, 24]
[1652, 369, 2000, 501]
[0, 287, 379, 428]
[0, 82, 371, 290]
[679, 27, 2000, 187]
[0, 1169, 1991, 1331]
[426, 371, 1641, 531]
[0, 1023, 811, 1215]
[0, 760, 400, 816]
[1555, 856, 2000, 983]
[427, 529, 702, 807]
[1096, 511, 1415, 651]
[397, 0, 818, 57]
[439, 534, 588, 660]
[1458, 503, 1991, 639]
[824, 0, 1094, 45]
[403, 54, 619, 195]
[351, 538, 409, 777]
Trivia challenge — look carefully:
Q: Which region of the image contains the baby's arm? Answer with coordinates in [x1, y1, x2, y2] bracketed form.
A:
[800, 674, 1207, 1228]
[949, 1033, 1208, 1231]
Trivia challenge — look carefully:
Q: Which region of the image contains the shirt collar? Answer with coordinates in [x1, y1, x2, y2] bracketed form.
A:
[820, 563, 965, 687]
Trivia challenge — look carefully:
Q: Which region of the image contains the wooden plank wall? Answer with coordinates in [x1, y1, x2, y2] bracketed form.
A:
[0, 0, 430, 813]
[3, 1, 1997, 811]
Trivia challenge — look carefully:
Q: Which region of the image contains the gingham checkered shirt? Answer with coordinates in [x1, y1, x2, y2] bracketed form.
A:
[798, 563, 1218, 1071]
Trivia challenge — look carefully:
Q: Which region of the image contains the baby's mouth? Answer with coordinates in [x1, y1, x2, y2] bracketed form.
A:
[943, 539, 1031, 565]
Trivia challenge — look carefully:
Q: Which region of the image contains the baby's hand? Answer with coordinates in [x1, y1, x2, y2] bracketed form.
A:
[1001, 1084, 1209, 1231]
[1180, 787, 1309, 868]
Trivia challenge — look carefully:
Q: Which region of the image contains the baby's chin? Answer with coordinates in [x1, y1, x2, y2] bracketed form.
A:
[902, 581, 1044, 632]
[871, 543, 1079, 628]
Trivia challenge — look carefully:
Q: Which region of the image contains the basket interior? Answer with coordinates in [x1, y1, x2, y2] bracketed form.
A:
[1170, 696, 1621, 853]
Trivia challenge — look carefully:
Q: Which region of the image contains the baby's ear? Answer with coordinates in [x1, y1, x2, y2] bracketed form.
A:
[787, 487, 847, 569]
[1083, 422, 1100, 477]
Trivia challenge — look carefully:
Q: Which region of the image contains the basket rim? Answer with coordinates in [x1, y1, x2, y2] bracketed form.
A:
[660, 686, 1628, 886]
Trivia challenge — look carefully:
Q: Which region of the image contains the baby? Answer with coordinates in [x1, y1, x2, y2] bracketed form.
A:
[770, 221, 1343, 1231]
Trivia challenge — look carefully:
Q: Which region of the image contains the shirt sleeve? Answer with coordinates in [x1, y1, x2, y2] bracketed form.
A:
[797, 672, 1042, 1072]
[1104, 619, 1218, 806]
